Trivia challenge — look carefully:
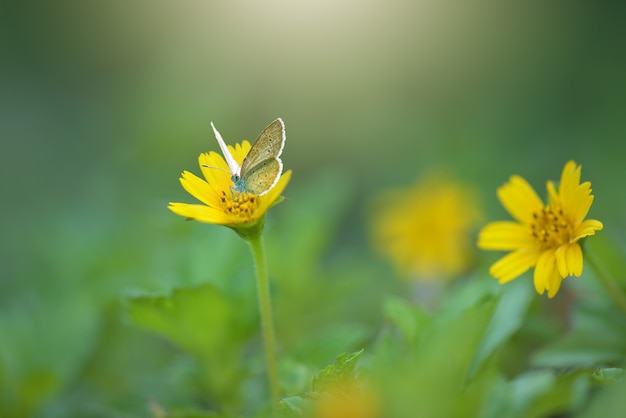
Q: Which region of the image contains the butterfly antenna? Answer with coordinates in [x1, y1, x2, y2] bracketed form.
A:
[201, 164, 232, 175]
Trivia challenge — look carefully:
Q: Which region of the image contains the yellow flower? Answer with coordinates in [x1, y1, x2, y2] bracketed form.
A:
[312, 379, 379, 418]
[478, 161, 603, 298]
[168, 141, 291, 237]
[370, 176, 481, 281]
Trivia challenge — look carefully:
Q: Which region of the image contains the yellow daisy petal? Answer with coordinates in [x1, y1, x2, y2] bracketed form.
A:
[167, 202, 227, 224]
[478, 221, 535, 250]
[555, 243, 582, 278]
[573, 219, 603, 240]
[489, 250, 538, 284]
[231, 141, 252, 164]
[567, 242, 583, 276]
[179, 170, 222, 208]
[547, 180, 559, 207]
[555, 246, 568, 278]
[558, 161, 581, 212]
[199, 152, 233, 194]
[534, 250, 556, 296]
[497, 175, 544, 224]
[541, 250, 565, 298]
[546, 273, 564, 299]
[569, 182, 594, 225]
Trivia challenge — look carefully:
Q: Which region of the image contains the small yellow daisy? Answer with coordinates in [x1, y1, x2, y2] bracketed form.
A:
[312, 379, 379, 418]
[168, 141, 291, 237]
[371, 176, 481, 281]
[478, 161, 603, 298]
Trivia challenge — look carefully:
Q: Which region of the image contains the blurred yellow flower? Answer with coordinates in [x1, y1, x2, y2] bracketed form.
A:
[370, 176, 481, 281]
[312, 379, 379, 418]
[478, 161, 603, 298]
[168, 141, 292, 236]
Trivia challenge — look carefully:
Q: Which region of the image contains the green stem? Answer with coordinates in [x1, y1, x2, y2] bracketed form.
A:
[586, 245, 626, 316]
[247, 233, 280, 405]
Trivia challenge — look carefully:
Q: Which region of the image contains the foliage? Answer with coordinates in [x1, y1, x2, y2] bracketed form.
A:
[1, 170, 625, 418]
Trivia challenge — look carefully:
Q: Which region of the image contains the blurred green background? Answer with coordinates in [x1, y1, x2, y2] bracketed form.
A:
[1, 1, 625, 416]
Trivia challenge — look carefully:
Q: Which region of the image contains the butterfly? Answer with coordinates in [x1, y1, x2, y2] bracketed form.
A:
[209, 118, 286, 196]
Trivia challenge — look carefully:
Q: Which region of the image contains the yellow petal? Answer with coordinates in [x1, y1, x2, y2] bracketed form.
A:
[546, 275, 563, 299]
[489, 250, 538, 283]
[567, 242, 583, 276]
[555, 246, 568, 278]
[558, 161, 581, 212]
[231, 141, 252, 164]
[547, 180, 559, 207]
[533, 250, 554, 295]
[573, 219, 603, 240]
[199, 152, 234, 195]
[167, 202, 228, 224]
[477, 221, 534, 250]
[569, 182, 594, 225]
[555, 243, 582, 277]
[534, 250, 564, 298]
[179, 170, 222, 208]
[557, 161, 597, 228]
[497, 175, 544, 224]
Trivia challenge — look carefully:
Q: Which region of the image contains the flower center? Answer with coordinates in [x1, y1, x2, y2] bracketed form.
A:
[220, 190, 259, 220]
[530, 206, 572, 249]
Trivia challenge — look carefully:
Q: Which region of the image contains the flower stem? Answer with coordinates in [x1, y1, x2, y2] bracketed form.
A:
[586, 245, 626, 316]
[247, 233, 280, 404]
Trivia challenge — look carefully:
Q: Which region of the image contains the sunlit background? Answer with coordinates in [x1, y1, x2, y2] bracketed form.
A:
[1, 1, 625, 416]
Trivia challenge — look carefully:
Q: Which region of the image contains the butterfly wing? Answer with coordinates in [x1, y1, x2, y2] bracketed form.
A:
[211, 122, 241, 176]
[242, 158, 283, 195]
[240, 118, 285, 175]
[239, 118, 285, 195]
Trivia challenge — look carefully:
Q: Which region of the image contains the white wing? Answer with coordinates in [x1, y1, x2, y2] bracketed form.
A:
[211, 122, 240, 176]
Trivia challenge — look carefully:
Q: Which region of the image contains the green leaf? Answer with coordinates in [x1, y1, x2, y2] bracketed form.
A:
[127, 284, 245, 358]
[467, 278, 533, 379]
[578, 378, 626, 418]
[126, 284, 252, 405]
[592, 367, 625, 383]
[288, 322, 370, 368]
[532, 302, 626, 368]
[585, 232, 626, 289]
[166, 412, 239, 418]
[0, 295, 99, 416]
[509, 370, 590, 418]
[373, 300, 496, 418]
[311, 349, 364, 393]
[383, 296, 429, 345]
[277, 396, 306, 417]
[278, 358, 313, 398]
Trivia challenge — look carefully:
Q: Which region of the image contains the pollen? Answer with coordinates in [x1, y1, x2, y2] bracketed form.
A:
[222, 190, 259, 220]
[530, 205, 572, 249]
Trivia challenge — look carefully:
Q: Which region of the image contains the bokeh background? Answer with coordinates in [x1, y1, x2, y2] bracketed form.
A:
[1, 1, 625, 416]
